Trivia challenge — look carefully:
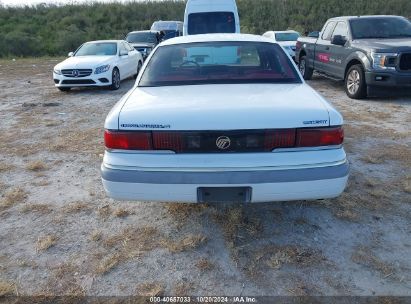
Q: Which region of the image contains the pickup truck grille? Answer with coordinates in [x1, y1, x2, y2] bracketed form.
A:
[399, 53, 411, 71]
[61, 69, 93, 78]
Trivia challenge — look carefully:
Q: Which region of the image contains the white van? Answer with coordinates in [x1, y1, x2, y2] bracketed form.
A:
[183, 0, 240, 36]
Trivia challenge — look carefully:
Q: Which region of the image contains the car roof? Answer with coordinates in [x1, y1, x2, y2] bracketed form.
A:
[161, 34, 275, 46]
[329, 15, 404, 22]
[127, 30, 159, 34]
[85, 40, 124, 44]
[271, 30, 299, 34]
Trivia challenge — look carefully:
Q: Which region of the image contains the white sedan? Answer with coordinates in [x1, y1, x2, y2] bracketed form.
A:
[262, 30, 300, 60]
[101, 34, 348, 203]
[53, 40, 143, 91]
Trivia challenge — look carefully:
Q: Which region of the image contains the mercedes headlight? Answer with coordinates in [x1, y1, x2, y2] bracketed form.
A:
[371, 53, 397, 70]
[95, 64, 111, 74]
[53, 68, 62, 75]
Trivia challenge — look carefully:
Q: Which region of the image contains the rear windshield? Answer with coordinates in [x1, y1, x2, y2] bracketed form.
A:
[350, 17, 411, 39]
[139, 41, 301, 87]
[275, 32, 300, 41]
[188, 12, 235, 35]
[75, 42, 117, 56]
[126, 32, 158, 44]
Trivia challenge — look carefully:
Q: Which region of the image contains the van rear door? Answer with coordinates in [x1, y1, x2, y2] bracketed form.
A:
[183, 0, 240, 36]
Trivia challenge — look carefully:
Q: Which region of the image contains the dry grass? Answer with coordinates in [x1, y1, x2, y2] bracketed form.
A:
[403, 176, 411, 194]
[214, 207, 263, 247]
[63, 201, 91, 214]
[96, 253, 122, 275]
[103, 226, 159, 252]
[113, 208, 131, 218]
[48, 127, 103, 154]
[334, 208, 360, 222]
[195, 258, 214, 271]
[245, 244, 327, 280]
[31, 179, 51, 187]
[319, 171, 396, 221]
[0, 162, 14, 172]
[45, 262, 86, 296]
[0, 187, 27, 210]
[0, 181, 7, 192]
[97, 204, 111, 219]
[26, 160, 47, 171]
[361, 144, 411, 166]
[263, 245, 325, 270]
[43, 119, 62, 127]
[96, 226, 160, 274]
[136, 282, 164, 297]
[16, 258, 38, 268]
[165, 203, 207, 228]
[20, 203, 53, 214]
[174, 281, 194, 295]
[90, 230, 102, 242]
[0, 280, 16, 296]
[351, 246, 395, 278]
[162, 234, 207, 253]
[344, 124, 406, 142]
[36, 235, 58, 252]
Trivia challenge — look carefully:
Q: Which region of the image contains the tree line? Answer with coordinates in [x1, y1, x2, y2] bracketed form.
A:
[0, 0, 410, 57]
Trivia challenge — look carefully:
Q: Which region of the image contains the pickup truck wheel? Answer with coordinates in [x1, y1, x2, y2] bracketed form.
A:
[298, 56, 313, 80]
[345, 65, 366, 99]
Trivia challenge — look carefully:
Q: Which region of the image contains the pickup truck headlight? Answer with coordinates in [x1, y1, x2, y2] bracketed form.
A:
[95, 64, 111, 74]
[53, 69, 62, 75]
[371, 53, 398, 70]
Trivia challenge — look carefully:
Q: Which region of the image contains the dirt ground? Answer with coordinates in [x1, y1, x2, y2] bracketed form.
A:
[0, 58, 410, 297]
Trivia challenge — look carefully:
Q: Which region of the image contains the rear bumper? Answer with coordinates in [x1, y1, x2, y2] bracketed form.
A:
[101, 161, 349, 203]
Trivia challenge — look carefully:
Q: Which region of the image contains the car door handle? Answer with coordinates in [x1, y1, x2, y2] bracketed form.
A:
[325, 46, 330, 51]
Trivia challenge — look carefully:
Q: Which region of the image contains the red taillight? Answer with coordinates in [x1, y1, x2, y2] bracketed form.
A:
[104, 130, 152, 150]
[296, 127, 344, 147]
[264, 129, 296, 150]
[153, 132, 183, 152]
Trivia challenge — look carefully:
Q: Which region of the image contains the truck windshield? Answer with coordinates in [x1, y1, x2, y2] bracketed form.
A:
[139, 41, 301, 87]
[275, 32, 300, 41]
[75, 43, 117, 56]
[187, 12, 235, 35]
[126, 33, 157, 44]
[350, 17, 411, 39]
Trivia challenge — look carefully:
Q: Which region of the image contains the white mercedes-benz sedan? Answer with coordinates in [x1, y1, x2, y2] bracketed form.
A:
[101, 34, 349, 203]
[53, 40, 143, 91]
[262, 30, 300, 60]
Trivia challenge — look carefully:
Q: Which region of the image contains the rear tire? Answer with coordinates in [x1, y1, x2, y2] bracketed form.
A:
[345, 64, 366, 99]
[298, 55, 313, 80]
[110, 68, 120, 90]
[58, 87, 71, 92]
[133, 61, 143, 79]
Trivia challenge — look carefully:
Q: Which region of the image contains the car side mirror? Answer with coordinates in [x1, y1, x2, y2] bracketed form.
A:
[68, 52, 74, 57]
[331, 35, 346, 46]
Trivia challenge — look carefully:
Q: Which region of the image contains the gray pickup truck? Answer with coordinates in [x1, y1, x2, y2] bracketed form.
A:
[295, 15, 411, 99]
